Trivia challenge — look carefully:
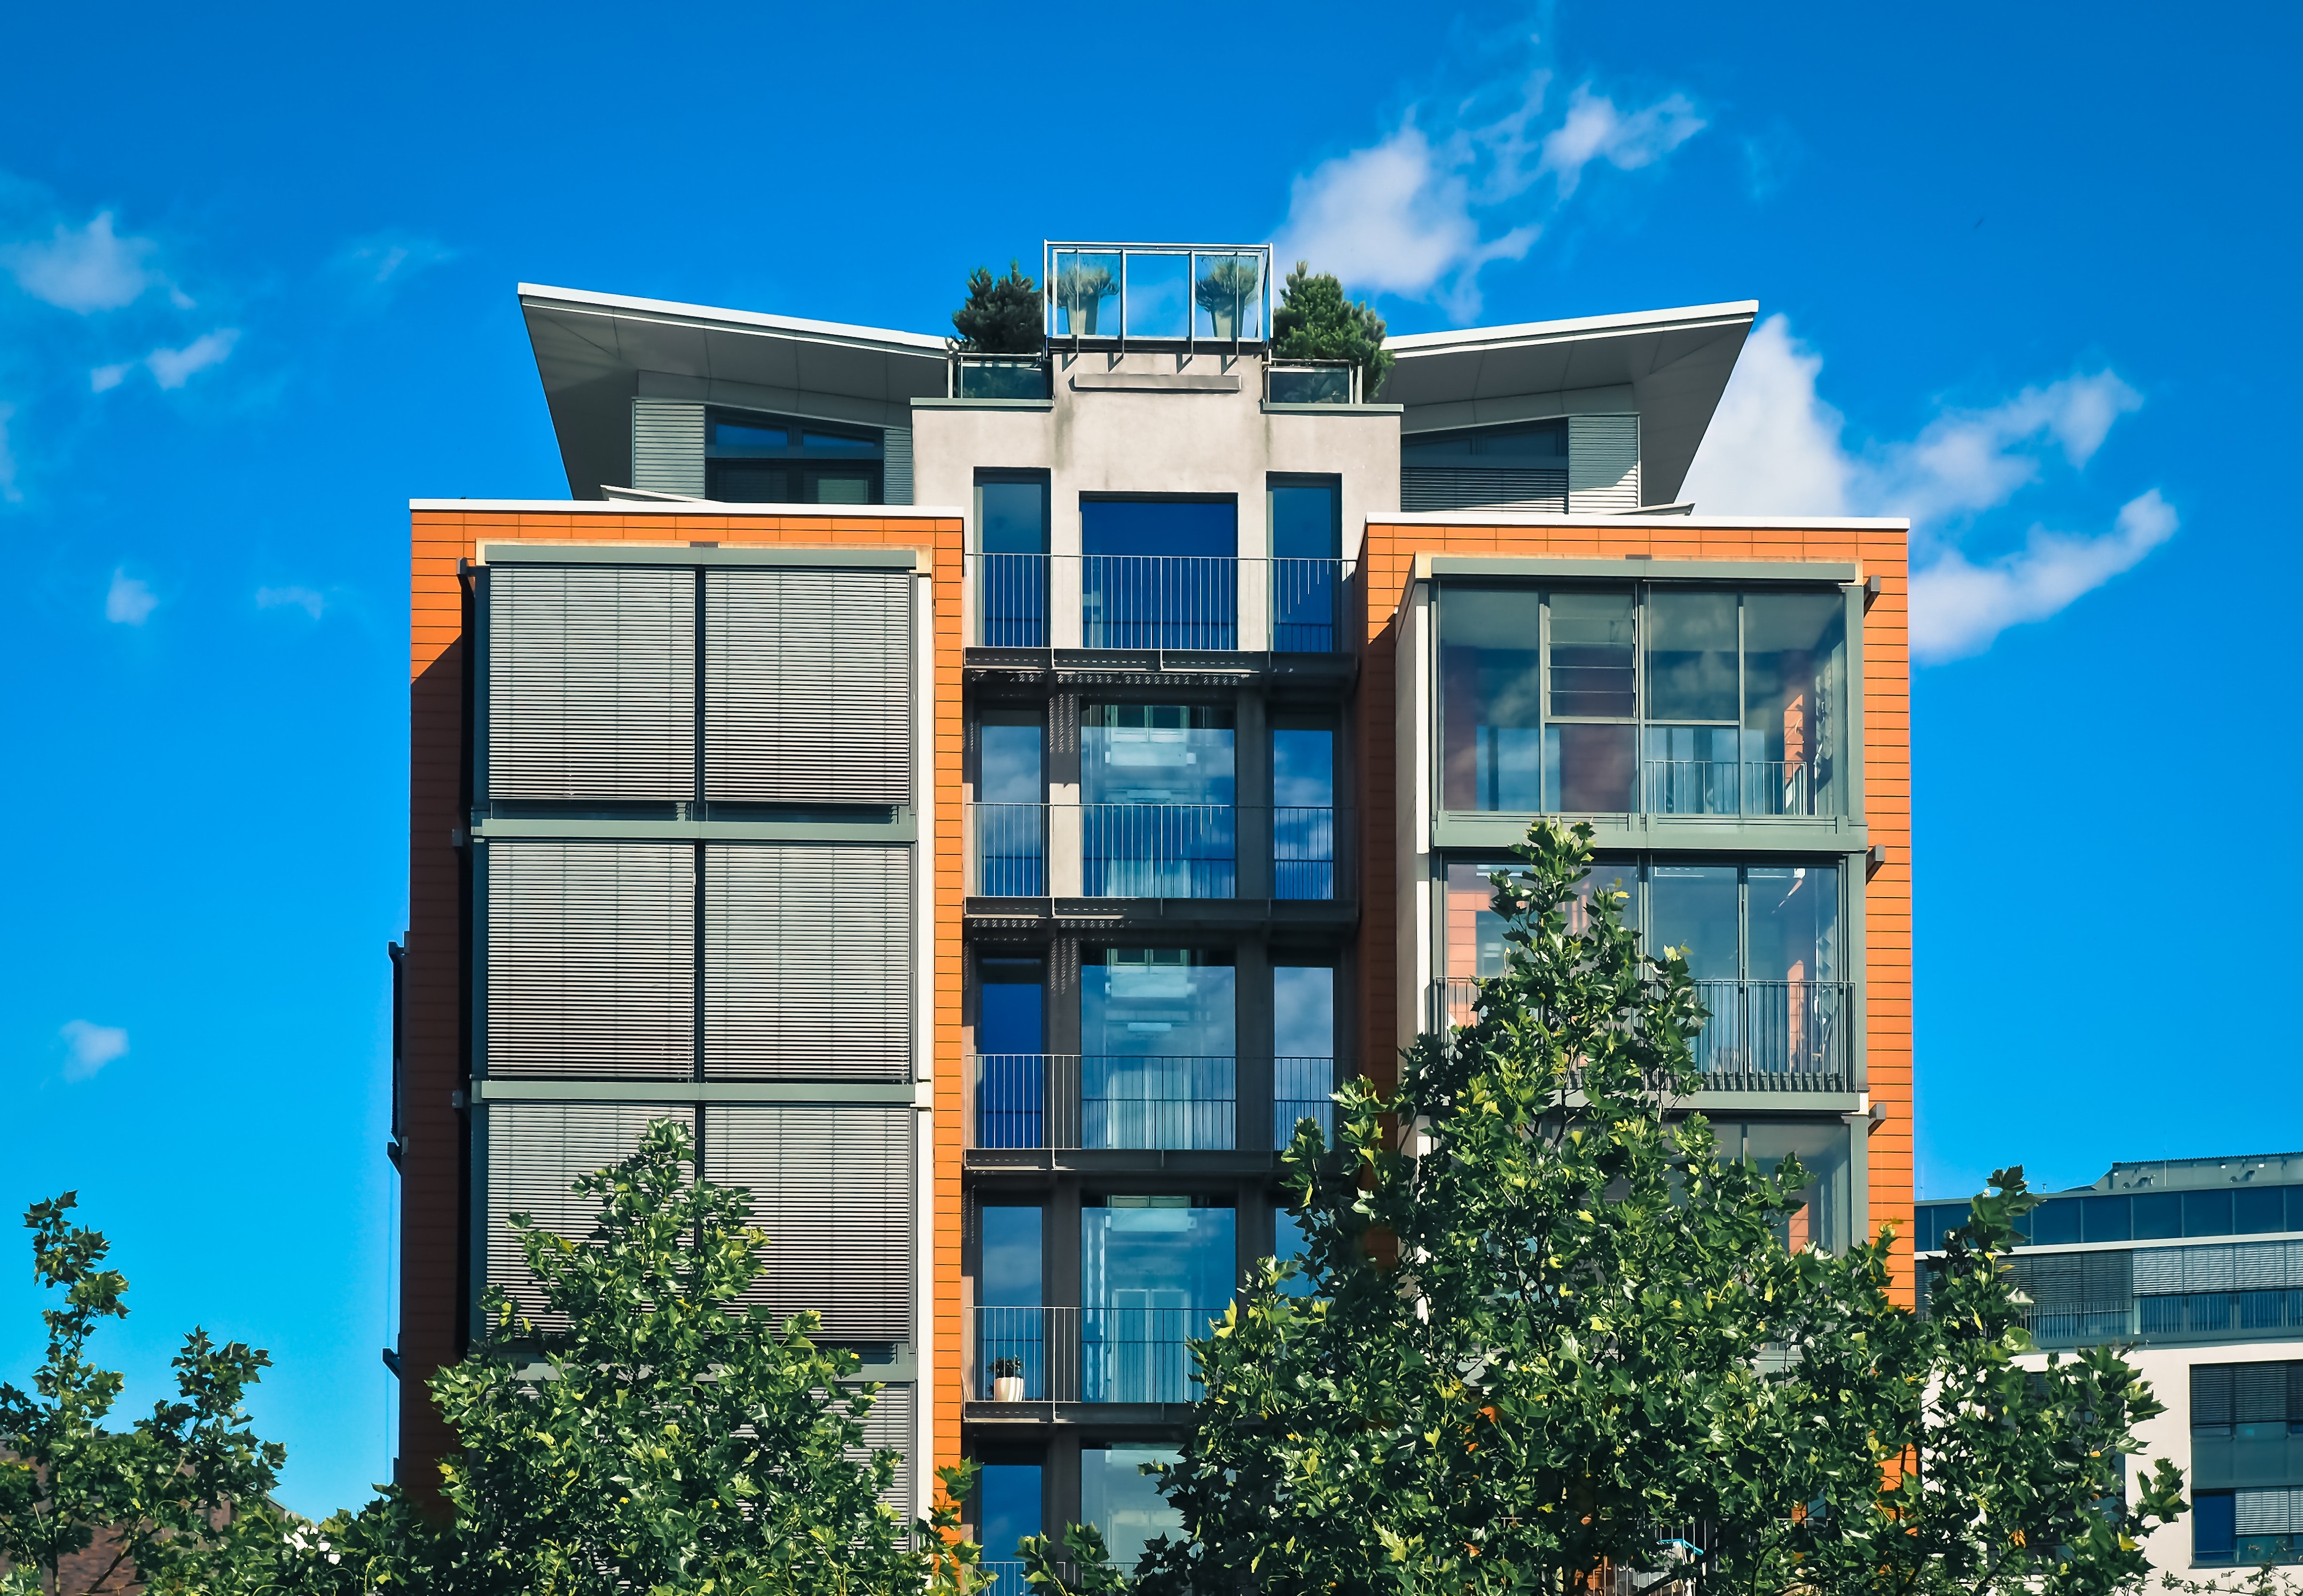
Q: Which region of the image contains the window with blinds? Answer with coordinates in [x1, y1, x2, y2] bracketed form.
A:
[1400, 419, 1569, 514]
[704, 845, 913, 1081]
[484, 565, 696, 800]
[703, 1104, 915, 1342]
[2009, 1248, 2134, 1308]
[855, 1381, 916, 1516]
[481, 1102, 685, 1333]
[481, 840, 696, 1079]
[705, 568, 913, 804]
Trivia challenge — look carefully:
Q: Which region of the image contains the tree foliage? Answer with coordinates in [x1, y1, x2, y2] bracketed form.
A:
[1120, 820, 2188, 1596]
[1271, 263, 1393, 399]
[0, 1193, 316, 1596]
[952, 262, 1043, 354]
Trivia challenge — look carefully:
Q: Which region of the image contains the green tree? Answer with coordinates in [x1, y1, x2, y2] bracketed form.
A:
[0, 1194, 310, 1596]
[322, 1118, 927, 1595]
[953, 262, 1043, 354]
[1121, 820, 2187, 1596]
[1271, 263, 1393, 399]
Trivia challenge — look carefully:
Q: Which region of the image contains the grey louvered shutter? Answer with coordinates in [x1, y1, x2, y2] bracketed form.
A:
[1399, 467, 1568, 513]
[2187, 1245, 2238, 1293]
[1568, 414, 1642, 512]
[2236, 1363, 2290, 1426]
[705, 568, 913, 804]
[631, 399, 707, 497]
[483, 1102, 681, 1331]
[882, 426, 914, 505]
[2134, 1247, 2184, 1295]
[485, 565, 695, 800]
[853, 1381, 916, 1516]
[2232, 1240, 2290, 1288]
[704, 844, 912, 1081]
[484, 840, 695, 1079]
[2194, 1365, 2235, 1426]
[703, 1104, 914, 1341]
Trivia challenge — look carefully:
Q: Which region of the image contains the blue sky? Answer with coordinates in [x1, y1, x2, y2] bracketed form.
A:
[2, 0, 2295, 1520]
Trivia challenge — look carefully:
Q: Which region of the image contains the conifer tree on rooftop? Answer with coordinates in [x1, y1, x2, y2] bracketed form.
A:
[952, 262, 1044, 355]
[1271, 262, 1393, 399]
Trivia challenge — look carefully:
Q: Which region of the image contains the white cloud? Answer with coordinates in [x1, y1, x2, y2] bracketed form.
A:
[1680, 314, 2174, 660]
[338, 233, 454, 289]
[2, 211, 157, 312]
[1537, 86, 1705, 199]
[1909, 491, 2178, 661]
[60, 1019, 129, 1081]
[106, 567, 156, 624]
[90, 361, 130, 392]
[0, 402, 19, 504]
[1274, 70, 1703, 317]
[256, 585, 325, 619]
[144, 328, 238, 389]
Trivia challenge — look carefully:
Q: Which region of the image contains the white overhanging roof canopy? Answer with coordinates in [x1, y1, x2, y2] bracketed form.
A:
[520, 284, 1756, 505]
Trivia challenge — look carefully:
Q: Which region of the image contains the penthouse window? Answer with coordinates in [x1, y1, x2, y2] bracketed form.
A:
[1437, 583, 1851, 818]
[1401, 419, 1568, 513]
[704, 408, 883, 504]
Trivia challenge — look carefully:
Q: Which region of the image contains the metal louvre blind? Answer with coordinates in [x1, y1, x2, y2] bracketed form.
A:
[485, 565, 696, 800]
[2136, 1239, 2303, 1294]
[882, 427, 914, 506]
[485, 840, 696, 1079]
[1568, 413, 1642, 512]
[704, 845, 912, 1081]
[2237, 1487, 2303, 1537]
[1400, 466, 1566, 514]
[2012, 1250, 2129, 1307]
[702, 1104, 915, 1341]
[854, 1381, 915, 1516]
[483, 1102, 683, 1332]
[631, 398, 706, 497]
[704, 568, 913, 804]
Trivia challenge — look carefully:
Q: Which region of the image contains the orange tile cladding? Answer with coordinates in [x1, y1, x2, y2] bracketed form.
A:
[1353, 520, 1915, 1305]
[403, 510, 970, 1502]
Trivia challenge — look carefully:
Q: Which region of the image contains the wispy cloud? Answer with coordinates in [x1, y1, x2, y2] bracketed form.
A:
[336, 232, 455, 292]
[106, 567, 156, 624]
[1680, 315, 2173, 661]
[0, 401, 19, 503]
[59, 1019, 129, 1081]
[2, 211, 162, 313]
[256, 584, 326, 619]
[1274, 64, 1705, 318]
[145, 329, 239, 389]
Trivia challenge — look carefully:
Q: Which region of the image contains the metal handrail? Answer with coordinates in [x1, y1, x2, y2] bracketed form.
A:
[1429, 978, 1853, 1092]
[965, 802, 1349, 902]
[1642, 759, 1837, 818]
[972, 1304, 1223, 1403]
[972, 1054, 1237, 1151]
[966, 553, 1356, 654]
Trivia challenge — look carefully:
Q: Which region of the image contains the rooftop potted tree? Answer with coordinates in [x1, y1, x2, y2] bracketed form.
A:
[1194, 255, 1263, 339]
[1054, 261, 1117, 336]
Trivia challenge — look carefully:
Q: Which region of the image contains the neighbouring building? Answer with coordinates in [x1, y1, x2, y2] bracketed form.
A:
[395, 243, 1913, 1571]
[1916, 1152, 2303, 1578]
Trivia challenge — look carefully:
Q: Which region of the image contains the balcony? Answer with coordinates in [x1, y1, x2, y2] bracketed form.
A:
[1430, 978, 1853, 1092]
[973, 1305, 1218, 1404]
[1043, 242, 1271, 348]
[968, 554, 1356, 655]
[972, 1054, 1336, 1153]
[967, 803, 1347, 903]
[1644, 759, 1836, 819]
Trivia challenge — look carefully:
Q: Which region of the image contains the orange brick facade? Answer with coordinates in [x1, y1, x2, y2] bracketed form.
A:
[1350, 518, 1914, 1303]
[403, 508, 970, 1500]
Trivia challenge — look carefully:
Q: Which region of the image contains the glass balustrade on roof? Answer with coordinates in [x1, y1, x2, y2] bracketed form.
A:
[1044, 242, 1271, 345]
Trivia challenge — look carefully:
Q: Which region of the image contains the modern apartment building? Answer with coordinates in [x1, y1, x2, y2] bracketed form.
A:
[1916, 1152, 2303, 1577]
[397, 242, 1912, 1568]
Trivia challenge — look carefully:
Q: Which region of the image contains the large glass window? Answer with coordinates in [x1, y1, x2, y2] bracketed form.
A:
[977, 1464, 1043, 1570]
[704, 408, 883, 504]
[977, 714, 1045, 897]
[1083, 705, 1235, 899]
[1274, 961, 1335, 1149]
[1272, 721, 1335, 900]
[1080, 1446, 1184, 1570]
[1733, 1120, 1853, 1254]
[1438, 584, 1849, 816]
[977, 1204, 1045, 1400]
[1270, 477, 1341, 651]
[1079, 949, 1235, 1149]
[1080, 1197, 1235, 1402]
[1082, 499, 1238, 650]
[978, 474, 1050, 647]
[1400, 420, 1569, 513]
[976, 957, 1045, 1148]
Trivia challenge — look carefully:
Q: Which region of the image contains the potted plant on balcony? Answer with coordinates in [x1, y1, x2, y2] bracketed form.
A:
[1194, 256, 1263, 339]
[989, 1356, 1027, 1403]
[1054, 261, 1117, 335]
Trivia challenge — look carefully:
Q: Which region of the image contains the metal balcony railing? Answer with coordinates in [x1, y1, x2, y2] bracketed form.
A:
[1273, 1056, 1336, 1149]
[1430, 978, 1853, 1092]
[973, 1304, 1220, 1404]
[967, 553, 1355, 653]
[972, 1055, 1236, 1151]
[2020, 1301, 2141, 1346]
[966, 803, 1345, 902]
[1642, 759, 1837, 818]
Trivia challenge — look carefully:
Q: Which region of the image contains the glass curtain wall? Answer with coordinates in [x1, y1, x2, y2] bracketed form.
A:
[1079, 949, 1235, 1150]
[1083, 705, 1235, 898]
[1079, 1197, 1235, 1401]
[1438, 585, 1848, 816]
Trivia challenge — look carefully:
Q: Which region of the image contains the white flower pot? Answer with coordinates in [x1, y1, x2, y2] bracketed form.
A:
[992, 1375, 1025, 1403]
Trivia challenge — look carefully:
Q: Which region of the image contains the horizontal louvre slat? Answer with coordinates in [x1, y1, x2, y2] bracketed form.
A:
[1568, 412, 1641, 512]
[484, 1102, 685, 1333]
[706, 569, 913, 804]
[486, 565, 695, 800]
[1399, 466, 1567, 514]
[705, 844, 912, 1082]
[703, 1104, 914, 1342]
[631, 398, 706, 498]
[485, 840, 695, 1079]
[855, 1381, 915, 1517]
